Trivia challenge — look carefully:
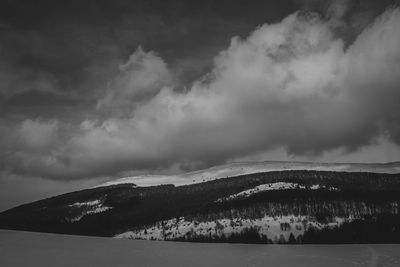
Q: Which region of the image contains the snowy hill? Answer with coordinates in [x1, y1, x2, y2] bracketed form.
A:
[2, 169, 400, 244]
[96, 161, 400, 187]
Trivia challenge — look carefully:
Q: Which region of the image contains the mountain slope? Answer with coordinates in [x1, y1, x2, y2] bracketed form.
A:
[1, 170, 400, 244]
[96, 161, 400, 187]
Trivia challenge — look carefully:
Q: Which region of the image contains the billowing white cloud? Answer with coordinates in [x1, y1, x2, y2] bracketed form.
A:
[96, 46, 172, 117]
[2, 8, 400, 179]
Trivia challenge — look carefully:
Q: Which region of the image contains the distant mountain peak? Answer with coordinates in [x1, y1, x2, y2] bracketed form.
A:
[96, 161, 400, 188]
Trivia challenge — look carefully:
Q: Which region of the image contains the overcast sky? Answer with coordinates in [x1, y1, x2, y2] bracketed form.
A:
[1, 0, 400, 211]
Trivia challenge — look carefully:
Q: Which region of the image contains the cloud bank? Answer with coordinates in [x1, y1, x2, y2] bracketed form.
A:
[2, 7, 400, 180]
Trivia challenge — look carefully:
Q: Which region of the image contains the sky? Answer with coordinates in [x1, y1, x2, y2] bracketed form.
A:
[1, 0, 400, 211]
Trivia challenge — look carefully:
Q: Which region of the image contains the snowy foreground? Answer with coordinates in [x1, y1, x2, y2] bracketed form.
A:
[1, 230, 400, 267]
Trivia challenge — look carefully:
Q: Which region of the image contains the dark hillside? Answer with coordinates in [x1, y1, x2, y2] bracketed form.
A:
[1, 170, 400, 243]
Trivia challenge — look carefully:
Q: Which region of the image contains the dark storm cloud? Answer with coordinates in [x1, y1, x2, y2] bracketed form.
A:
[1, 0, 286, 119]
[0, 0, 400, 182]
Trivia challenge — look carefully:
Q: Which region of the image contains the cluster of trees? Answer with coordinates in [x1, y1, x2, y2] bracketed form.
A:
[171, 226, 273, 244]
[302, 214, 400, 243]
[162, 213, 400, 244]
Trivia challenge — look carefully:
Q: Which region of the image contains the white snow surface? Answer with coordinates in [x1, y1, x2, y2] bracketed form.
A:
[95, 161, 400, 188]
[68, 200, 101, 208]
[217, 182, 338, 202]
[66, 199, 112, 222]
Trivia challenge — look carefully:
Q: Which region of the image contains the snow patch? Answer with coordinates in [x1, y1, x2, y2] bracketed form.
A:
[68, 200, 101, 208]
[66, 199, 112, 222]
[217, 183, 339, 202]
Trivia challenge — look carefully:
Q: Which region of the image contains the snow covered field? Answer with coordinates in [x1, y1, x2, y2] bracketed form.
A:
[96, 161, 400, 188]
[1, 230, 400, 267]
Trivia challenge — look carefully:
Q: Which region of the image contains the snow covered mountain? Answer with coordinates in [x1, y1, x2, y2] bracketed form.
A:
[96, 161, 400, 187]
[1, 168, 400, 244]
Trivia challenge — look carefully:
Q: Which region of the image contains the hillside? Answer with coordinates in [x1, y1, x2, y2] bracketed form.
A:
[1, 170, 400, 244]
[96, 161, 400, 187]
